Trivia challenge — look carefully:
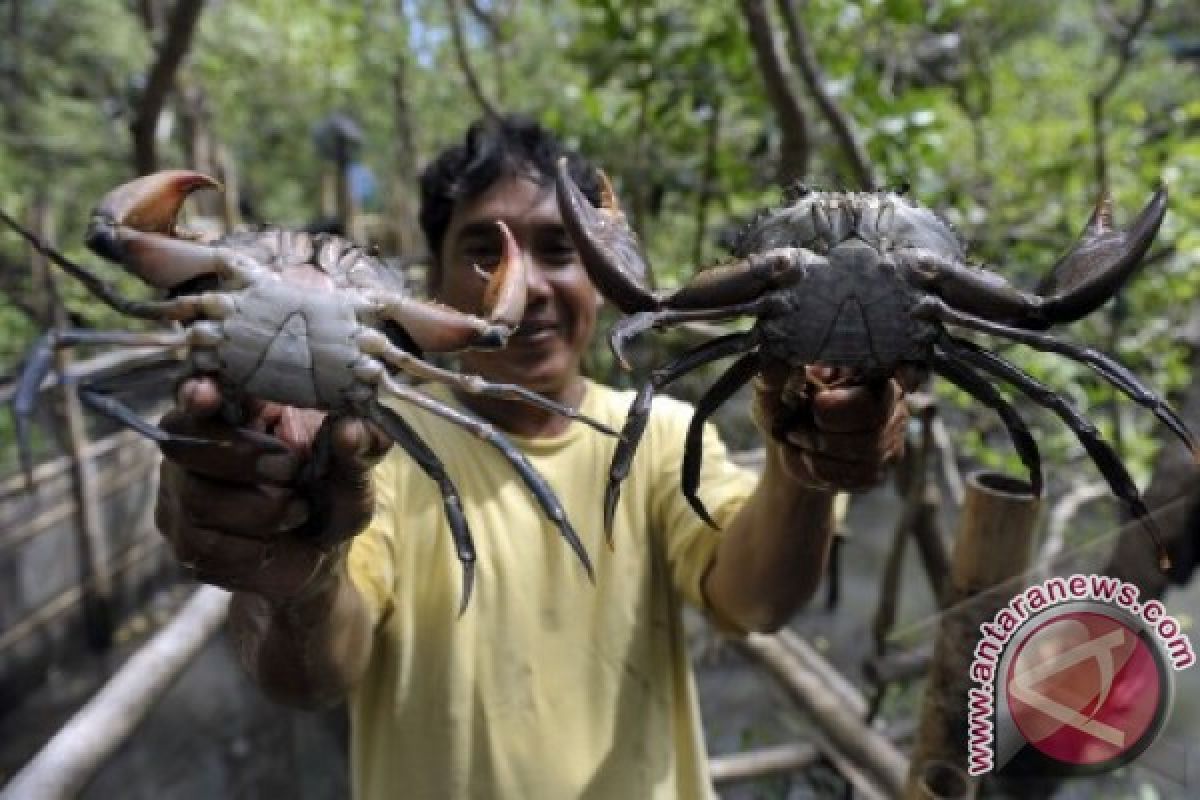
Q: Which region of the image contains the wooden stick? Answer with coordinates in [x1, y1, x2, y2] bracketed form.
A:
[903, 470, 1039, 798]
[2, 587, 230, 799]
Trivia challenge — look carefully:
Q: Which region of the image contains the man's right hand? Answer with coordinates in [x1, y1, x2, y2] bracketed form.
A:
[155, 377, 391, 606]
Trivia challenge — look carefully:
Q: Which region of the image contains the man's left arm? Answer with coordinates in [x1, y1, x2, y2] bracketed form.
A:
[703, 364, 910, 633]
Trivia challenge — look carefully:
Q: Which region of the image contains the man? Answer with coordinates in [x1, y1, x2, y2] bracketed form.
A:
[155, 115, 909, 798]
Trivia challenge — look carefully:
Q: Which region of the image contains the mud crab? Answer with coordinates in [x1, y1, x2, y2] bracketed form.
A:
[2, 170, 616, 609]
[555, 160, 1195, 569]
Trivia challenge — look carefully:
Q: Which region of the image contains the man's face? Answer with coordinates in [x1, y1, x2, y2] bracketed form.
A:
[433, 174, 600, 397]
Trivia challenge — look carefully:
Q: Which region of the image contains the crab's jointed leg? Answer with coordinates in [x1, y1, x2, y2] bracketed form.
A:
[915, 296, 1197, 458]
[681, 352, 761, 529]
[929, 319, 1171, 572]
[380, 376, 595, 582]
[928, 341, 1043, 495]
[368, 402, 477, 614]
[10, 328, 201, 481]
[0, 209, 209, 322]
[355, 331, 617, 437]
[610, 298, 774, 370]
[663, 247, 825, 309]
[605, 332, 758, 539]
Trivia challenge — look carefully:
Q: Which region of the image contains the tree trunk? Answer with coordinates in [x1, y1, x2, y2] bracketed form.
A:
[737, 0, 809, 184]
[130, 0, 208, 175]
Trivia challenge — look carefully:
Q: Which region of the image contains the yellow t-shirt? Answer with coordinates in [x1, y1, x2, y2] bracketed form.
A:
[346, 379, 757, 800]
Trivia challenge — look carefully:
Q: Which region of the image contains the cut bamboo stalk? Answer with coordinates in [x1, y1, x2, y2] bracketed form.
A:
[1, 587, 230, 799]
[903, 470, 1039, 799]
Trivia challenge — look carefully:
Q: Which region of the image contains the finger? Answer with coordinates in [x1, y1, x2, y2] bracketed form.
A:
[812, 378, 902, 433]
[173, 471, 305, 537]
[159, 402, 297, 483]
[275, 406, 328, 455]
[894, 364, 928, 393]
[172, 526, 328, 600]
[753, 357, 792, 393]
[328, 417, 392, 474]
[780, 446, 886, 491]
[175, 376, 224, 418]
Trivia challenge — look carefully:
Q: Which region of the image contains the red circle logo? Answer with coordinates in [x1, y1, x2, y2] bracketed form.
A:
[1005, 610, 1164, 768]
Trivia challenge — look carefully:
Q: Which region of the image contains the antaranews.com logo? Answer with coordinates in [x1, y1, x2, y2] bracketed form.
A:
[967, 573, 1195, 778]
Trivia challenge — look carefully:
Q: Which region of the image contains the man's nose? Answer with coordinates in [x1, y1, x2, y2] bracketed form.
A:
[524, 254, 553, 303]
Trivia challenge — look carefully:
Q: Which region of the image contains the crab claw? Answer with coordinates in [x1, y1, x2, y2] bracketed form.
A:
[479, 220, 528, 329]
[86, 170, 224, 290]
[1029, 184, 1168, 329]
[554, 158, 658, 314]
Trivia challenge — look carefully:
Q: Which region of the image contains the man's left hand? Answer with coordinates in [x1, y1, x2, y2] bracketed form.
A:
[752, 360, 914, 491]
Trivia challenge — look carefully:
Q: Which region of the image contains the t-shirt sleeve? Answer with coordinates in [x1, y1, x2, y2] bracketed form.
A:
[647, 397, 758, 613]
[347, 453, 401, 630]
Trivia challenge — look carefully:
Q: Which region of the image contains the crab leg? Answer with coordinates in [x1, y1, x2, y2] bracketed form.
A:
[681, 352, 761, 528]
[611, 298, 774, 370]
[605, 332, 758, 539]
[929, 340, 1043, 495]
[915, 296, 1197, 457]
[0, 209, 202, 322]
[356, 331, 617, 437]
[946, 335, 1170, 572]
[665, 248, 824, 309]
[380, 376, 595, 581]
[368, 402, 477, 614]
[11, 328, 192, 479]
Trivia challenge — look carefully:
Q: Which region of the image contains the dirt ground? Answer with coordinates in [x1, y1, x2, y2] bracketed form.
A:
[3, 483, 1199, 798]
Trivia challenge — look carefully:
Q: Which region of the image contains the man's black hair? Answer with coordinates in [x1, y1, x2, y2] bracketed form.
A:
[418, 113, 602, 275]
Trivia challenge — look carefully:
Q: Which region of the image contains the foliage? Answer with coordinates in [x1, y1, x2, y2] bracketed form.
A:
[0, 0, 1197, 482]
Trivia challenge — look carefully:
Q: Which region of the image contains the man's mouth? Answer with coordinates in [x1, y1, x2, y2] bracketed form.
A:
[513, 319, 560, 340]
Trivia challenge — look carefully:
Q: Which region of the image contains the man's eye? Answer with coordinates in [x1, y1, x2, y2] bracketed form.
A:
[463, 246, 501, 267]
[539, 244, 577, 266]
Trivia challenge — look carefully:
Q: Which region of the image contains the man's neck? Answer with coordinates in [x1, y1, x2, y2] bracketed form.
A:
[452, 376, 587, 438]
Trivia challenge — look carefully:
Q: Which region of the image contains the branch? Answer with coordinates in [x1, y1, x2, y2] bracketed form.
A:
[445, 0, 501, 123]
[738, 0, 810, 183]
[462, 0, 502, 40]
[775, 0, 876, 189]
[1089, 0, 1154, 191]
[130, 0, 207, 175]
[691, 101, 722, 265]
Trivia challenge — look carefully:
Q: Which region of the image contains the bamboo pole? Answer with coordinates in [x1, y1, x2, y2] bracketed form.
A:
[28, 202, 113, 649]
[710, 742, 819, 785]
[740, 633, 909, 797]
[903, 470, 1040, 799]
[1, 587, 231, 800]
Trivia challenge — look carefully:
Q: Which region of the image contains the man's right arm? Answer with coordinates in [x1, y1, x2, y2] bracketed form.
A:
[155, 378, 391, 708]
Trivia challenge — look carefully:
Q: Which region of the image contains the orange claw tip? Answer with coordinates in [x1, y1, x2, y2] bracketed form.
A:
[481, 220, 527, 327]
[94, 170, 220, 234]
